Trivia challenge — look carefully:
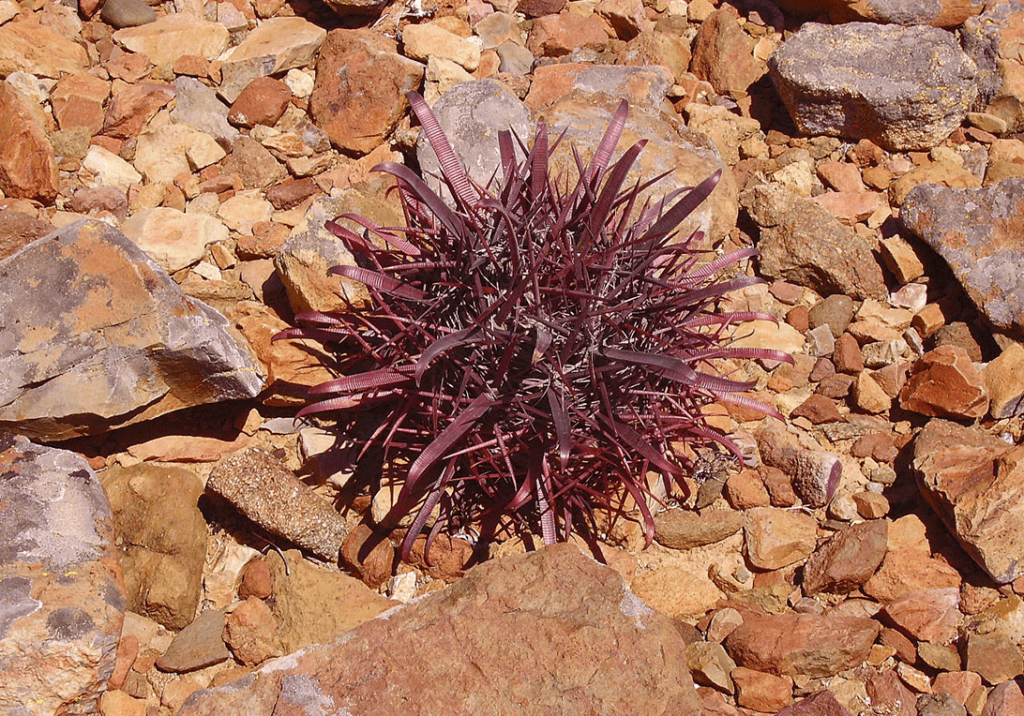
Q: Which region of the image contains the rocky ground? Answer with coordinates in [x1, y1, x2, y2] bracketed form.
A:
[4, 0, 1024, 714]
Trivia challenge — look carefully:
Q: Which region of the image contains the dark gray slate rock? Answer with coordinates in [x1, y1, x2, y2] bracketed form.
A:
[0, 435, 126, 715]
[900, 178, 1024, 338]
[170, 76, 238, 143]
[178, 543, 704, 716]
[155, 609, 232, 672]
[0, 219, 264, 441]
[100, 0, 156, 28]
[769, 22, 977, 150]
[100, 463, 209, 631]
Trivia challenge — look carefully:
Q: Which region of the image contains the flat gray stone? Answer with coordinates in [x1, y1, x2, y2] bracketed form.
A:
[100, 0, 156, 28]
[155, 609, 232, 673]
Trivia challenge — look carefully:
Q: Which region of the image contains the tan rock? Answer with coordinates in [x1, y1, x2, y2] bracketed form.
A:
[133, 124, 226, 184]
[402, 22, 481, 72]
[0, 84, 59, 203]
[113, 14, 229, 66]
[121, 207, 229, 272]
[222, 596, 281, 666]
[965, 632, 1024, 685]
[101, 82, 175, 139]
[883, 587, 961, 644]
[653, 508, 744, 550]
[880, 235, 926, 284]
[900, 345, 989, 419]
[218, 17, 326, 103]
[217, 191, 273, 236]
[863, 547, 962, 602]
[981, 341, 1024, 418]
[732, 667, 793, 713]
[852, 371, 892, 414]
[81, 145, 142, 193]
[744, 506, 818, 571]
[0, 19, 89, 78]
[809, 190, 881, 226]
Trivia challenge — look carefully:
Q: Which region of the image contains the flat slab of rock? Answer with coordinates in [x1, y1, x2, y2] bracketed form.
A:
[913, 419, 1024, 584]
[112, 14, 229, 66]
[900, 178, 1024, 338]
[769, 22, 977, 150]
[0, 219, 264, 441]
[218, 17, 326, 103]
[0, 436, 126, 716]
[178, 543, 704, 716]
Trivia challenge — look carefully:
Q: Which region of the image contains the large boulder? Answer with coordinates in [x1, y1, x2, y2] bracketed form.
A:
[178, 544, 703, 716]
[0, 219, 264, 441]
[769, 22, 977, 150]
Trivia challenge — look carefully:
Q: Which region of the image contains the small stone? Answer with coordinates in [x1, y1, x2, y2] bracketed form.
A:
[228, 77, 292, 128]
[744, 506, 818, 571]
[918, 642, 962, 672]
[883, 587, 961, 643]
[863, 548, 962, 603]
[217, 192, 273, 236]
[900, 345, 989, 419]
[0, 84, 59, 203]
[218, 17, 327, 103]
[120, 207, 229, 272]
[686, 641, 736, 692]
[981, 341, 1024, 418]
[808, 294, 857, 338]
[526, 12, 609, 58]
[733, 666, 792, 712]
[880, 235, 926, 284]
[851, 491, 889, 518]
[238, 556, 273, 600]
[965, 632, 1023, 685]
[852, 371, 892, 414]
[802, 519, 887, 596]
[833, 333, 864, 374]
[101, 0, 156, 28]
[222, 596, 280, 666]
[155, 610, 231, 673]
[725, 469, 771, 510]
[402, 22, 481, 72]
[791, 394, 843, 424]
[82, 145, 143, 193]
[113, 15, 229, 66]
[653, 508, 744, 550]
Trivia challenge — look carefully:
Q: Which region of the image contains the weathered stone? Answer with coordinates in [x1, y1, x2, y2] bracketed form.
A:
[618, 30, 690, 86]
[690, 8, 764, 98]
[154, 609, 231, 672]
[525, 63, 673, 112]
[100, 0, 156, 28]
[883, 587, 961, 644]
[0, 210, 53, 261]
[654, 508, 744, 550]
[526, 11, 609, 58]
[179, 544, 704, 716]
[228, 77, 292, 128]
[777, 690, 854, 716]
[223, 597, 281, 666]
[0, 19, 90, 78]
[0, 220, 263, 441]
[733, 666, 793, 713]
[101, 81, 175, 139]
[899, 345, 989, 419]
[913, 419, 1024, 584]
[863, 547, 962, 602]
[0, 84, 59, 203]
[81, 145, 143, 193]
[819, 0, 984, 27]
[321, 0, 388, 15]
[50, 73, 110, 135]
[963, 1, 1024, 134]
[686, 640, 737, 692]
[724, 613, 880, 678]
[0, 436, 125, 716]
[120, 207, 229, 272]
[403, 22, 481, 72]
[221, 136, 288, 191]
[741, 183, 886, 300]
[757, 422, 844, 509]
[133, 124, 226, 184]
[207, 448, 350, 562]
[964, 632, 1024, 684]
[113, 14, 229, 66]
[769, 22, 978, 150]
[744, 506, 818, 571]
[900, 179, 1024, 338]
[170, 76, 238, 143]
[982, 341, 1024, 418]
[218, 17, 326, 103]
[803, 519, 887, 595]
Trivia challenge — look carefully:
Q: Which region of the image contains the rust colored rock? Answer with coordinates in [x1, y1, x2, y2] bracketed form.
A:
[228, 76, 292, 128]
[50, 73, 111, 135]
[913, 419, 1024, 584]
[882, 587, 961, 644]
[777, 690, 854, 715]
[865, 670, 917, 716]
[0, 210, 54, 261]
[965, 632, 1024, 685]
[238, 556, 273, 600]
[790, 394, 844, 424]
[180, 544, 704, 716]
[516, 0, 566, 17]
[690, 8, 764, 98]
[222, 597, 281, 666]
[266, 177, 320, 210]
[744, 507, 818, 571]
[732, 667, 792, 713]
[101, 82, 176, 140]
[803, 519, 887, 596]
[310, 29, 423, 155]
[405, 533, 477, 582]
[724, 613, 880, 678]
[0, 84, 59, 203]
[833, 333, 864, 374]
[900, 345, 989, 419]
[863, 547, 962, 602]
[526, 12, 609, 58]
[341, 524, 396, 589]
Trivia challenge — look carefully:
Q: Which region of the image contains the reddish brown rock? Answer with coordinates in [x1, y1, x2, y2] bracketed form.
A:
[179, 544, 704, 716]
[833, 333, 864, 374]
[965, 632, 1024, 685]
[982, 679, 1024, 716]
[222, 596, 281, 666]
[341, 524, 396, 590]
[933, 671, 982, 706]
[0, 210, 54, 261]
[723, 613, 880, 678]
[777, 690, 854, 716]
[50, 73, 111, 135]
[882, 587, 961, 644]
[744, 506, 818, 571]
[0, 84, 59, 203]
[516, 0, 566, 16]
[913, 419, 1024, 584]
[791, 394, 844, 424]
[690, 8, 764, 98]
[265, 177, 320, 210]
[101, 82, 176, 140]
[525, 12, 609, 58]
[865, 669, 917, 716]
[732, 667, 792, 713]
[863, 548, 962, 602]
[238, 557, 273, 600]
[802, 519, 887, 596]
[227, 77, 292, 128]
[725, 469, 772, 509]
[900, 345, 989, 419]
[310, 29, 424, 155]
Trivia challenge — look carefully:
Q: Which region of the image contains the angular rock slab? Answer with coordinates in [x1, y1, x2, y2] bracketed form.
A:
[769, 22, 977, 150]
[0, 435, 126, 716]
[900, 179, 1024, 339]
[178, 543, 703, 716]
[0, 219, 264, 441]
[913, 419, 1024, 584]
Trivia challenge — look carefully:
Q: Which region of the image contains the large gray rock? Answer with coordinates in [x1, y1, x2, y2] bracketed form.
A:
[0, 436, 126, 716]
[769, 22, 977, 150]
[178, 544, 704, 716]
[900, 178, 1024, 338]
[0, 219, 264, 441]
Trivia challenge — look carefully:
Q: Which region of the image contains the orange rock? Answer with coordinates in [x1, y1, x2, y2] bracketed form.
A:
[900, 345, 989, 419]
[0, 84, 59, 203]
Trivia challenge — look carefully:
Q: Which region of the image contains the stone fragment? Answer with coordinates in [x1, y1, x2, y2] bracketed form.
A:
[964, 632, 1024, 685]
[724, 613, 880, 678]
[757, 423, 843, 508]
[67, 187, 128, 220]
[769, 22, 977, 150]
[913, 419, 1024, 584]
[791, 393, 842, 423]
[113, 14, 229, 66]
[155, 610, 232, 672]
[744, 506, 818, 570]
[802, 519, 887, 595]
[218, 191, 273, 236]
[0, 84, 59, 203]
[525, 63, 671, 112]
[981, 341, 1024, 418]
[81, 145, 143, 193]
[0, 436, 125, 716]
[900, 179, 1024, 338]
[0, 19, 90, 78]
[228, 77, 291, 128]
[982, 680, 1024, 716]
[883, 588, 961, 644]
[223, 597, 280, 666]
[690, 8, 763, 98]
[310, 29, 423, 155]
[179, 544, 704, 716]
[732, 666, 793, 713]
[0, 210, 53, 261]
[218, 17, 326, 103]
[101, 81, 175, 139]
[0, 220, 263, 440]
[137, 131, 222, 188]
[865, 670, 917, 716]
[777, 690, 854, 716]
[100, 464, 208, 631]
[653, 508, 744, 550]
[120, 206, 229, 272]
[50, 73, 110, 135]
[526, 12, 608, 57]
[853, 371, 892, 414]
[741, 183, 886, 300]
[819, 0, 983, 27]
[170, 76, 238, 143]
[101, 0, 156, 28]
[864, 547, 962, 602]
[880, 235, 926, 284]
[222, 136, 288, 190]
[207, 448, 349, 562]
[686, 640, 737, 692]
[900, 345, 989, 419]
[684, 103, 764, 167]
[403, 22, 481, 71]
[725, 469, 771, 509]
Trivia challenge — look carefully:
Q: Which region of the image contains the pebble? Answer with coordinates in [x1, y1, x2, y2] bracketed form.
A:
[100, 0, 156, 28]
